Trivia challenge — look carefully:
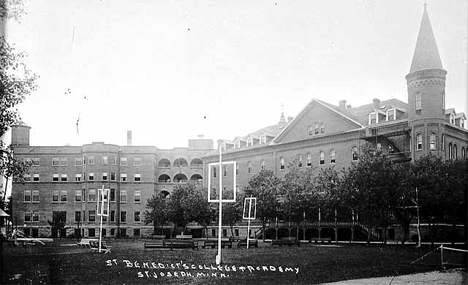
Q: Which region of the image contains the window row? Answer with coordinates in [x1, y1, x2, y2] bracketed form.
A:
[157, 158, 203, 168]
[414, 133, 467, 157]
[368, 108, 397, 125]
[24, 210, 142, 223]
[23, 189, 141, 203]
[24, 173, 142, 182]
[308, 122, 325, 136]
[26, 156, 143, 167]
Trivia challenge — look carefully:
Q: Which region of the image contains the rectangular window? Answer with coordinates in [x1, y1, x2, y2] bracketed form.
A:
[75, 174, 82, 181]
[52, 158, 59, 166]
[88, 156, 95, 165]
[89, 210, 96, 222]
[102, 156, 108, 165]
[88, 173, 94, 181]
[134, 190, 141, 203]
[110, 210, 115, 222]
[32, 212, 39, 222]
[134, 157, 141, 166]
[33, 174, 40, 182]
[387, 109, 396, 121]
[224, 165, 227, 176]
[61, 174, 68, 182]
[120, 157, 127, 166]
[102, 172, 108, 181]
[75, 190, 82, 202]
[75, 211, 81, 222]
[24, 212, 31, 222]
[369, 113, 377, 124]
[134, 174, 141, 182]
[134, 211, 140, 222]
[32, 190, 39, 203]
[110, 189, 116, 202]
[417, 135, 423, 150]
[315, 123, 319, 134]
[120, 190, 127, 203]
[61, 190, 67, 202]
[110, 172, 116, 181]
[52, 190, 59, 202]
[213, 167, 217, 178]
[120, 211, 127, 223]
[88, 189, 96, 202]
[53, 174, 59, 182]
[415, 92, 422, 110]
[32, 158, 40, 166]
[24, 174, 31, 182]
[120, 174, 127, 182]
[75, 158, 82, 166]
[111, 157, 116, 165]
[60, 158, 68, 166]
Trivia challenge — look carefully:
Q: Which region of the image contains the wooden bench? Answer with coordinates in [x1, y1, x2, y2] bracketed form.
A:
[237, 238, 258, 248]
[151, 235, 166, 239]
[77, 238, 98, 248]
[202, 239, 233, 249]
[164, 239, 198, 250]
[309, 237, 332, 244]
[272, 237, 301, 247]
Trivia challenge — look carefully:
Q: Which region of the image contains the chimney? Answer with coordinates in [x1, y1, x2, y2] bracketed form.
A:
[372, 98, 381, 109]
[338, 100, 347, 109]
[127, 130, 132, 146]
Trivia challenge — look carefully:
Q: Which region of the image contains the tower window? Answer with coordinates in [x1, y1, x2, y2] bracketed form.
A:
[441, 134, 445, 150]
[416, 134, 423, 150]
[429, 132, 436, 150]
[415, 92, 422, 110]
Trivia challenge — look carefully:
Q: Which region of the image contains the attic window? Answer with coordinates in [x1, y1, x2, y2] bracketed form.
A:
[260, 135, 267, 144]
[386, 109, 396, 121]
[369, 112, 377, 125]
[247, 137, 253, 147]
[460, 118, 465, 128]
[450, 113, 455, 125]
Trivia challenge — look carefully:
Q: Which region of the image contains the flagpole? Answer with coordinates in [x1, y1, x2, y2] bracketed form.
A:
[216, 146, 223, 265]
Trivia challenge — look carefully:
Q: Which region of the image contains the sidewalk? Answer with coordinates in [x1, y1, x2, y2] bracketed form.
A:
[321, 269, 467, 284]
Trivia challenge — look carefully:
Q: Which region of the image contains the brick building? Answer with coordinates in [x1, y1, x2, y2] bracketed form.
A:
[10, 128, 213, 238]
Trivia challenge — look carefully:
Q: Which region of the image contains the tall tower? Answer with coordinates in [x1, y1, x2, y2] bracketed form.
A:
[406, 5, 446, 159]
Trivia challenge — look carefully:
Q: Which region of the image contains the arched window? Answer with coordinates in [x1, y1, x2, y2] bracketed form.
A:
[416, 134, 423, 150]
[308, 126, 313, 136]
[320, 123, 325, 133]
[261, 160, 265, 170]
[280, 158, 285, 170]
[429, 132, 436, 150]
[448, 143, 453, 159]
[454, 144, 458, 159]
[330, 151, 336, 164]
[248, 162, 252, 174]
[461, 147, 466, 159]
[307, 153, 312, 167]
[297, 156, 303, 167]
[352, 147, 359, 161]
[319, 152, 325, 165]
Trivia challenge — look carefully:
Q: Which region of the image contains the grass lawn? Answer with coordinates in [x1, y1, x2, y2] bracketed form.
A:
[1, 239, 464, 285]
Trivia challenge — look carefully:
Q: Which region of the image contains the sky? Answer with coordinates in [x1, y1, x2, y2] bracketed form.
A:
[4, 0, 468, 149]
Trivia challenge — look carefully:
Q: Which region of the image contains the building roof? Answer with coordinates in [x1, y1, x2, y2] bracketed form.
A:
[409, 6, 444, 73]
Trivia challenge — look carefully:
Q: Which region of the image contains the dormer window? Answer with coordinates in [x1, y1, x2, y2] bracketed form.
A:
[386, 108, 396, 121]
[247, 137, 253, 147]
[369, 112, 377, 125]
[314, 123, 319, 135]
[234, 140, 240, 149]
[450, 113, 455, 125]
[460, 118, 465, 128]
[260, 135, 267, 144]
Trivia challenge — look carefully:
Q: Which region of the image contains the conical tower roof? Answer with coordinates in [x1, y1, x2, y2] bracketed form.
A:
[409, 5, 443, 73]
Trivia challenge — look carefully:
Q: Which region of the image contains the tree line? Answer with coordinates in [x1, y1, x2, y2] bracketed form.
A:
[144, 145, 467, 244]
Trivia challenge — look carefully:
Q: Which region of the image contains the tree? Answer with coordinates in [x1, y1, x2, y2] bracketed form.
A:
[341, 145, 396, 244]
[280, 164, 315, 239]
[167, 183, 213, 236]
[220, 199, 243, 237]
[144, 192, 169, 236]
[1, 1, 38, 208]
[244, 170, 281, 241]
